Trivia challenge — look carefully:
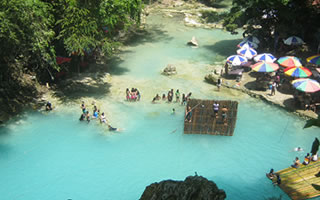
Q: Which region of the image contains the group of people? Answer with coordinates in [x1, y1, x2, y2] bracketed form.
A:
[291, 152, 318, 168]
[126, 88, 141, 101]
[79, 101, 120, 132]
[266, 169, 281, 185]
[213, 102, 228, 124]
[152, 89, 192, 105]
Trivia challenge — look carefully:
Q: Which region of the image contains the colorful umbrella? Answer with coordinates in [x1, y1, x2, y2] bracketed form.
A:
[251, 62, 279, 72]
[307, 55, 320, 65]
[284, 36, 304, 45]
[292, 78, 320, 93]
[236, 47, 257, 59]
[254, 53, 276, 63]
[277, 56, 302, 68]
[284, 66, 312, 78]
[237, 41, 258, 49]
[226, 55, 248, 66]
[243, 36, 260, 44]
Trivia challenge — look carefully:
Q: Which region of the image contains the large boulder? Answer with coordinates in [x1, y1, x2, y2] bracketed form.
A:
[187, 36, 198, 46]
[140, 175, 226, 200]
[162, 64, 177, 76]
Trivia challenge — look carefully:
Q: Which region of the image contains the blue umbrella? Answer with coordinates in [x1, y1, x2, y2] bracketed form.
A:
[237, 47, 257, 59]
[254, 53, 276, 63]
[226, 55, 248, 66]
[284, 36, 304, 45]
[237, 41, 258, 49]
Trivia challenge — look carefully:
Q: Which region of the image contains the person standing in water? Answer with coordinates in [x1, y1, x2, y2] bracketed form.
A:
[175, 89, 180, 102]
[185, 106, 192, 122]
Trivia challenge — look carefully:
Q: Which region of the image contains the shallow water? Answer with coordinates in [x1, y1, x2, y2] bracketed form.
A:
[0, 13, 319, 200]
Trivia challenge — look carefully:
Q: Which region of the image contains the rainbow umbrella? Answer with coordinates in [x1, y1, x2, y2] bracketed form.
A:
[237, 41, 258, 49]
[307, 55, 320, 65]
[226, 55, 248, 66]
[236, 47, 257, 59]
[251, 62, 279, 72]
[292, 78, 320, 93]
[284, 66, 312, 78]
[254, 53, 276, 63]
[277, 56, 302, 68]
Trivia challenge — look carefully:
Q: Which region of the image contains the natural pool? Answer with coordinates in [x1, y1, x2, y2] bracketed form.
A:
[0, 14, 319, 200]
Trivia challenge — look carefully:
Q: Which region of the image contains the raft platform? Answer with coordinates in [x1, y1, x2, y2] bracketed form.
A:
[183, 99, 238, 136]
[272, 160, 320, 200]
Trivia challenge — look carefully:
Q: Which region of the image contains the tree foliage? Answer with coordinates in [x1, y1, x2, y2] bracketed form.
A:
[0, 0, 142, 116]
[223, 0, 320, 48]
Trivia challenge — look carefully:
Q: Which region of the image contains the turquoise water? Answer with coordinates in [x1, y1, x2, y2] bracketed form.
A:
[0, 14, 319, 200]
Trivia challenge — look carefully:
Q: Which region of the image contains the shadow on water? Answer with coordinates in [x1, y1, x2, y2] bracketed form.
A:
[123, 24, 174, 47]
[53, 76, 111, 102]
[202, 39, 242, 57]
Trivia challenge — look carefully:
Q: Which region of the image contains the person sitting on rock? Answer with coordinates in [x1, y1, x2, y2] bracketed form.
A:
[46, 101, 52, 111]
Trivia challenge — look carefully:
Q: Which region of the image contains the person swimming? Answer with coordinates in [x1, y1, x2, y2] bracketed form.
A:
[79, 113, 86, 121]
[172, 108, 175, 115]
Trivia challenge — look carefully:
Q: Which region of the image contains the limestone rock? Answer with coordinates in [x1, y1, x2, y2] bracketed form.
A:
[205, 73, 220, 84]
[187, 36, 198, 46]
[162, 64, 177, 76]
[140, 175, 226, 200]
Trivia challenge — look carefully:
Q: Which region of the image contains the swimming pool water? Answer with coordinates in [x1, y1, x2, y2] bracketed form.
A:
[0, 13, 320, 200]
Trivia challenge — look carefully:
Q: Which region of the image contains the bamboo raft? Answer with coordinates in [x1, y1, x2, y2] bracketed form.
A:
[183, 99, 238, 136]
[272, 160, 320, 200]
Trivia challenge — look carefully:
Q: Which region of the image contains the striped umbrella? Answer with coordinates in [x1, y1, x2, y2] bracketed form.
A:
[226, 55, 248, 66]
[236, 47, 257, 59]
[243, 36, 260, 44]
[284, 36, 304, 45]
[254, 53, 276, 63]
[277, 56, 302, 68]
[237, 41, 258, 49]
[251, 62, 279, 72]
[307, 55, 320, 65]
[284, 66, 312, 78]
[292, 78, 320, 93]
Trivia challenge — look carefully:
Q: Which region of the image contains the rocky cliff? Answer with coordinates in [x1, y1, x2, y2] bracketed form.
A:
[140, 175, 226, 200]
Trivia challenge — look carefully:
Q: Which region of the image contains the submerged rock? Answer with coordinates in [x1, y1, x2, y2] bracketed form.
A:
[162, 64, 177, 76]
[140, 175, 226, 200]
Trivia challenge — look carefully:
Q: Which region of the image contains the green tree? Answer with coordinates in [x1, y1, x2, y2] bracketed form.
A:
[223, 0, 320, 49]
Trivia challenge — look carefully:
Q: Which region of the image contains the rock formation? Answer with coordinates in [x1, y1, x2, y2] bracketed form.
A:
[162, 64, 177, 76]
[187, 36, 198, 46]
[140, 175, 226, 200]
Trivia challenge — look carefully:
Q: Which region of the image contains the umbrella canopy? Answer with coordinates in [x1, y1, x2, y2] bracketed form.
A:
[243, 36, 260, 44]
[284, 66, 312, 78]
[251, 62, 279, 72]
[237, 41, 258, 49]
[226, 55, 248, 66]
[277, 56, 302, 68]
[254, 53, 276, 63]
[236, 47, 257, 59]
[307, 55, 320, 65]
[311, 138, 320, 155]
[292, 78, 320, 93]
[284, 36, 304, 45]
